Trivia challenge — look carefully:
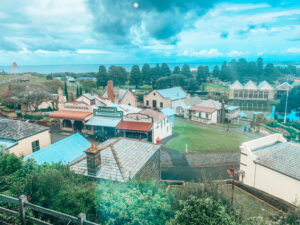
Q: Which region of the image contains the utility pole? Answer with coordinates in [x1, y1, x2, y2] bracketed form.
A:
[227, 166, 237, 204]
[284, 89, 289, 124]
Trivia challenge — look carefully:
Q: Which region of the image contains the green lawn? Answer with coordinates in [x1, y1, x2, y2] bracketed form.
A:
[202, 83, 229, 93]
[165, 120, 251, 153]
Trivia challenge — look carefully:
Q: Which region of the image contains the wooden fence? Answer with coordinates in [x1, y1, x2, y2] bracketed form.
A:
[0, 194, 99, 225]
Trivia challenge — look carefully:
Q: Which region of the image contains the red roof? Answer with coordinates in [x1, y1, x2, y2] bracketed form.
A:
[50, 110, 92, 121]
[189, 106, 217, 113]
[117, 121, 152, 132]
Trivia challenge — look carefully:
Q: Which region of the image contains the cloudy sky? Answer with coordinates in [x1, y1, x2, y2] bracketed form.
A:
[0, 0, 299, 65]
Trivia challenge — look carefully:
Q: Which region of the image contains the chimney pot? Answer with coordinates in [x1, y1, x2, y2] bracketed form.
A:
[85, 143, 102, 176]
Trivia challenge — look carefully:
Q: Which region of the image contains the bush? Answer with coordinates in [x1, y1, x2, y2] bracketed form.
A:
[24, 114, 43, 120]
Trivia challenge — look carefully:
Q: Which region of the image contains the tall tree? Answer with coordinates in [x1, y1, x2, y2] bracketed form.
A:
[212, 65, 220, 78]
[256, 57, 264, 81]
[196, 66, 209, 84]
[161, 63, 171, 76]
[181, 64, 191, 77]
[64, 81, 69, 101]
[130, 65, 141, 88]
[97, 65, 108, 88]
[141, 63, 151, 84]
[173, 66, 181, 74]
[79, 87, 83, 95]
[76, 86, 80, 97]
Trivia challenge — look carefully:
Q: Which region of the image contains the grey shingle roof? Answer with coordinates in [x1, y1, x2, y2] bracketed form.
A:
[182, 96, 202, 106]
[0, 119, 49, 141]
[70, 138, 160, 182]
[253, 142, 300, 181]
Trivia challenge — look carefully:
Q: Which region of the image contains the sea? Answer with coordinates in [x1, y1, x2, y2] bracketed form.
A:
[0, 63, 218, 74]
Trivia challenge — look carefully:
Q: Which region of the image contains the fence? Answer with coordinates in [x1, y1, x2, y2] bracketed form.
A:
[0, 194, 99, 225]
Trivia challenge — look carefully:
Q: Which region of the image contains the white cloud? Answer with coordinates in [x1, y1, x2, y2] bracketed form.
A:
[287, 47, 300, 53]
[227, 50, 244, 57]
[179, 49, 223, 57]
[76, 49, 111, 54]
[257, 51, 266, 56]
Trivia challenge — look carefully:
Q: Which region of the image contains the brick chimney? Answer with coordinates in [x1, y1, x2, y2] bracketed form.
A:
[107, 80, 114, 102]
[84, 143, 102, 176]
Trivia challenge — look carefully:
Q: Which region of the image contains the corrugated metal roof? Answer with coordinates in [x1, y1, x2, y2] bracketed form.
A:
[24, 133, 91, 165]
[253, 142, 300, 181]
[157, 87, 187, 101]
[0, 138, 17, 151]
[117, 121, 152, 132]
[86, 116, 121, 127]
[160, 108, 176, 116]
[189, 106, 217, 113]
[196, 99, 221, 110]
[182, 96, 202, 106]
[70, 138, 160, 182]
[50, 110, 92, 121]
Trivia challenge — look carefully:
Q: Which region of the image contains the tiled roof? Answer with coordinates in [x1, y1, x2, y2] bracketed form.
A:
[189, 106, 217, 113]
[230, 80, 244, 89]
[244, 80, 257, 89]
[117, 121, 152, 132]
[258, 80, 273, 90]
[24, 133, 91, 165]
[103, 88, 128, 101]
[141, 109, 166, 122]
[253, 142, 300, 181]
[157, 87, 187, 101]
[277, 82, 293, 90]
[182, 96, 202, 106]
[70, 138, 160, 182]
[112, 104, 142, 115]
[196, 99, 221, 110]
[50, 110, 92, 120]
[0, 119, 49, 141]
[86, 116, 121, 127]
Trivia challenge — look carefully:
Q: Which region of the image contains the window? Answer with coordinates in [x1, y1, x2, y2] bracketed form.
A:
[160, 102, 163, 108]
[234, 91, 238, 98]
[90, 99, 95, 105]
[32, 140, 40, 152]
[206, 113, 209, 119]
[146, 100, 149, 106]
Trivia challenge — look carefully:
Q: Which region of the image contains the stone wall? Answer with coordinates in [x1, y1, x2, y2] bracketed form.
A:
[135, 149, 160, 180]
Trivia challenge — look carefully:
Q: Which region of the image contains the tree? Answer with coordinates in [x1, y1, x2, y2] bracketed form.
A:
[45, 74, 53, 80]
[108, 66, 128, 86]
[43, 80, 64, 94]
[80, 80, 97, 93]
[156, 77, 170, 89]
[161, 63, 171, 76]
[181, 64, 191, 78]
[212, 65, 220, 78]
[130, 65, 141, 88]
[79, 87, 83, 95]
[263, 63, 280, 82]
[196, 66, 209, 84]
[185, 78, 199, 92]
[64, 81, 69, 101]
[142, 63, 151, 84]
[220, 61, 232, 81]
[256, 57, 264, 81]
[97, 65, 108, 88]
[173, 66, 181, 74]
[172, 195, 240, 225]
[25, 91, 51, 112]
[277, 85, 300, 113]
[76, 86, 80, 97]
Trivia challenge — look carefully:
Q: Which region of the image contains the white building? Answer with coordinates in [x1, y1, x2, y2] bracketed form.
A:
[240, 134, 300, 205]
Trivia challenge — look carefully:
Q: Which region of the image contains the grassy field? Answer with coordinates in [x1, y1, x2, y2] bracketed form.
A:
[219, 184, 278, 219]
[202, 83, 229, 93]
[165, 120, 251, 153]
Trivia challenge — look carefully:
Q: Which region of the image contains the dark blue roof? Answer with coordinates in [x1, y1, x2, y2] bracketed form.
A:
[24, 133, 90, 165]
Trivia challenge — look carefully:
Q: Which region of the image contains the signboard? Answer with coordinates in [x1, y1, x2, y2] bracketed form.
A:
[93, 106, 123, 118]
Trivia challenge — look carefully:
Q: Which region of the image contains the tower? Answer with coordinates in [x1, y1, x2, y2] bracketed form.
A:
[12, 62, 18, 76]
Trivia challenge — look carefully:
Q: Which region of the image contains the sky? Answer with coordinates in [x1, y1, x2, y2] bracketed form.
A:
[0, 0, 299, 65]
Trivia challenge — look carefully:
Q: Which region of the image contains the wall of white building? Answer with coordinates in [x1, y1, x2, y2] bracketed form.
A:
[152, 118, 172, 143]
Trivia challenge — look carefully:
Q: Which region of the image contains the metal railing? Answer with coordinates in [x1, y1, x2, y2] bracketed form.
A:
[0, 194, 99, 225]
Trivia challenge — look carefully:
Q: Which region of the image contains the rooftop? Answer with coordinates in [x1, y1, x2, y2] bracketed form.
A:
[182, 96, 202, 106]
[157, 87, 187, 101]
[277, 82, 293, 90]
[24, 133, 91, 165]
[70, 138, 160, 182]
[141, 109, 166, 122]
[50, 110, 92, 121]
[0, 119, 49, 141]
[117, 121, 152, 132]
[196, 99, 221, 110]
[189, 106, 217, 113]
[253, 142, 300, 181]
[86, 116, 121, 127]
[160, 107, 176, 116]
[103, 88, 128, 101]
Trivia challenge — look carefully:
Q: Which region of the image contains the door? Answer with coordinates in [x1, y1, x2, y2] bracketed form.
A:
[153, 100, 157, 108]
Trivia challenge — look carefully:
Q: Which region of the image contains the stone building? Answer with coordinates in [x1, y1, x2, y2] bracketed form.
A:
[0, 119, 51, 157]
[144, 87, 188, 110]
[102, 81, 137, 107]
[276, 82, 293, 100]
[70, 138, 161, 182]
[240, 134, 300, 205]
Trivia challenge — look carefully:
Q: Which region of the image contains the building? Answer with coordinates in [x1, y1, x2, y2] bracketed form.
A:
[229, 80, 274, 110]
[144, 87, 188, 110]
[50, 102, 93, 135]
[225, 105, 240, 123]
[160, 108, 176, 127]
[70, 138, 161, 182]
[24, 133, 90, 165]
[112, 103, 142, 115]
[276, 82, 293, 100]
[102, 81, 137, 107]
[117, 113, 153, 142]
[141, 109, 172, 143]
[76, 93, 110, 107]
[240, 134, 300, 205]
[172, 96, 202, 115]
[188, 106, 218, 124]
[86, 106, 123, 141]
[0, 119, 51, 157]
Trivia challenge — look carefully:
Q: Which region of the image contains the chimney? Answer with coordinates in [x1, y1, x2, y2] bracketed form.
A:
[107, 80, 114, 102]
[84, 143, 102, 176]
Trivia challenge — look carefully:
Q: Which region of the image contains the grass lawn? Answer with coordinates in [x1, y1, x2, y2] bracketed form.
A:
[213, 123, 243, 128]
[219, 184, 278, 219]
[165, 120, 251, 153]
[202, 83, 229, 93]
